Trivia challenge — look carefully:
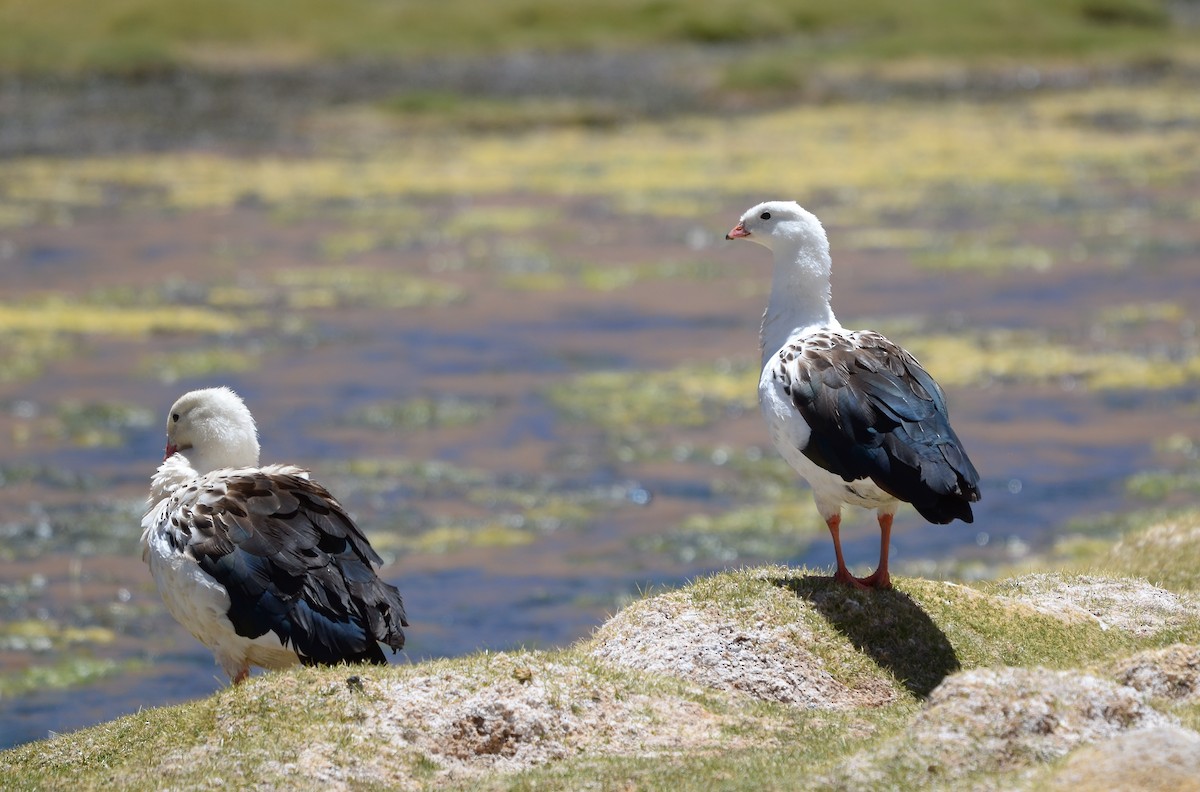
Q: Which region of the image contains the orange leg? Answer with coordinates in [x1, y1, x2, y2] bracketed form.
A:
[826, 514, 870, 591]
[858, 513, 894, 590]
[232, 666, 250, 685]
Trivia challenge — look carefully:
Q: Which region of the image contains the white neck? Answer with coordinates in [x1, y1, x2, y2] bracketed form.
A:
[759, 239, 839, 368]
[187, 442, 258, 478]
[147, 439, 259, 505]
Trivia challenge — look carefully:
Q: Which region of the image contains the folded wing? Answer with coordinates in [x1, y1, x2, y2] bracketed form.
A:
[161, 464, 407, 665]
[775, 330, 981, 524]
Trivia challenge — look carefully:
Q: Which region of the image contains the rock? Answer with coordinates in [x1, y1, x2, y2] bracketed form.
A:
[827, 666, 1174, 788]
[991, 574, 1197, 636]
[354, 652, 742, 778]
[915, 667, 1170, 771]
[1043, 725, 1200, 792]
[1112, 643, 1200, 701]
[588, 585, 897, 709]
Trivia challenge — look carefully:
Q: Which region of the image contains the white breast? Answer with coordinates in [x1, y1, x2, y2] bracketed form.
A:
[142, 504, 299, 677]
[758, 355, 897, 519]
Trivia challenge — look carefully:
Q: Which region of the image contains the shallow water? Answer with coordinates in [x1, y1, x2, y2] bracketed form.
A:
[2, 123, 1199, 749]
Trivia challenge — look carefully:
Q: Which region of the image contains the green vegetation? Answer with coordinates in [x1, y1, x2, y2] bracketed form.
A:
[321, 456, 636, 556]
[1, 1, 1198, 785]
[0, 657, 134, 699]
[0, 332, 75, 383]
[1068, 510, 1200, 591]
[0, 297, 244, 336]
[137, 345, 263, 384]
[1125, 434, 1200, 501]
[270, 268, 464, 310]
[548, 360, 757, 434]
[0, 0, 1189, 74]
[638, 502, 825, 563]
[0, 620, 135, 698]
[3, 80, 1196, 226]
[50, 400, 155, 448]
[907, 330, 1200, 391]
[347, 396, 498, 431]
[380, 93, 627, 132]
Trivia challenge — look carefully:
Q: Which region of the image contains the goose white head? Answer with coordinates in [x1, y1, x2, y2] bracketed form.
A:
[726, 200, 839, 362]
[163, 387, 261, 474]
[726, 200, 829, 258]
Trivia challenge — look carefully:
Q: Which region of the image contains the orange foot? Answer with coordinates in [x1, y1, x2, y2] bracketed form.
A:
[857, 568, 892, 590]
[833, 566, 873, 591]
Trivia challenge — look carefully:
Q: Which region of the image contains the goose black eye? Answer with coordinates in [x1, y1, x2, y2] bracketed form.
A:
[760, 211, 771, 220]
[171, 413, 180, 423]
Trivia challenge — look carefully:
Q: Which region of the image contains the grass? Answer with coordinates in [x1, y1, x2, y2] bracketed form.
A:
[48, 400, 156, 448]
[380, 93, 627, 132]
[137, 345, 263, 384]
[1, 6, 1198, 786]
[1071, 510, 1200, 590]
[0, 0, 1189, 75]
[0, 620, 139, 698]
[0, 332, 76, 383]
[270, 268, 464, 310]
[0, 657, 135, 699]
[320, 454, 637, 557]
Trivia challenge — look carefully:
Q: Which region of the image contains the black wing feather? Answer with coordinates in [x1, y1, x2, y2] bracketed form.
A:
[181, 469, 408, 664]
[782, 330, 980, 524]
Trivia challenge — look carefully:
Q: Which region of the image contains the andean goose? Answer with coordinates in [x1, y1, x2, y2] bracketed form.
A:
[141, 387, 407, 682]
[726, 201, 980, 590]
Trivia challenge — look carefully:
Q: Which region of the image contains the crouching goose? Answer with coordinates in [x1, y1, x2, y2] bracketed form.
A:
[141, 386, 408, 682]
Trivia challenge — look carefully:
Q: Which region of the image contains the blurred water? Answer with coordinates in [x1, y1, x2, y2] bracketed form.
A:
[0, 183, 1197, 751]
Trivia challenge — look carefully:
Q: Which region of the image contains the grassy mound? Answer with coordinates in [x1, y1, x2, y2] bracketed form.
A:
[3, 511, 1199, 790]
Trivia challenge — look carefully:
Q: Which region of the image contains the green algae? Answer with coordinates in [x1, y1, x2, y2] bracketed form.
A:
[907, 330, 1200, 391]
[640, 502, 824, 564]
[0, 298, 245, 336]
[548, 360, 757, 434]
[0, 656, 137, 699]
[347, 396, 498, 431]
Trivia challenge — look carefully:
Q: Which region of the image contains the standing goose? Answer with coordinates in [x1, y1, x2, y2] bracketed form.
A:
[727, 201, 980, 590]
[141, 386, 407, 682]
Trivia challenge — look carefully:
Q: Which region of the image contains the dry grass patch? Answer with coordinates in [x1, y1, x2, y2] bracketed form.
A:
[588, 567, 963, 704]
[356, 652, 758, 778]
